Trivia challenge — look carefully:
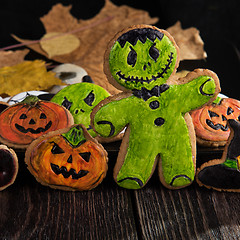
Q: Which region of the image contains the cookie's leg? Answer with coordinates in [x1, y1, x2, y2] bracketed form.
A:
[158, 134, 195, 189]
[114, 141, 158, 189]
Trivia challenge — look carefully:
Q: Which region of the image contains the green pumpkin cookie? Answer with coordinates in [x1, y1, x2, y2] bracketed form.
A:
[51, 82, 110, 137]
[91, 25, 221, 190]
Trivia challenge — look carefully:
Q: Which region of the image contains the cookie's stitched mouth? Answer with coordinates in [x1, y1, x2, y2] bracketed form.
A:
[116, 52, 174, 84]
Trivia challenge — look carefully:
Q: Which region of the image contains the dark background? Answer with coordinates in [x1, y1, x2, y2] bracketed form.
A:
[0, 0, 239, 98]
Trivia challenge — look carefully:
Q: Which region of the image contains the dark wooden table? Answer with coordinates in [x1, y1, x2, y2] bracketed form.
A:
[1, 142, 240, 240]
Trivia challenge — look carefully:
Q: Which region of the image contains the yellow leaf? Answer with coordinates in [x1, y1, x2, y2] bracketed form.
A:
[0, 60, 63, 96]
[40, 32, 80, 58]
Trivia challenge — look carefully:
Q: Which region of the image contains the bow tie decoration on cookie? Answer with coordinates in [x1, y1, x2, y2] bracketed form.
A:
[132, 84, 170, 101]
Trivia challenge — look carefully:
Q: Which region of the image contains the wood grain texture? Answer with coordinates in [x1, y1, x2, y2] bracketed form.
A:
[1, 150, 240, 239]
[133, 172, 240, 240]
[0, 152, 138, 240]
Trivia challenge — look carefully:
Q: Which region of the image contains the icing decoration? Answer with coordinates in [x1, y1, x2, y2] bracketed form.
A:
[197, 119, 240, 192]
[7, 91, 48, 105]
[50, 63, 93, 94]
[51, 83, 110, 137]
[25, 124, 108, 191]
[0, 95, 74, 148]
[92, 25, 220, 189]
[108, 27, 177, 91]
[0, 145, 18, 191]
[191, 97, 240, 145]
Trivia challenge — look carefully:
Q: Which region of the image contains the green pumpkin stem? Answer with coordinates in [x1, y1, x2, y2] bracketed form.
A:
[62, 125, 86, 147]
[213, 95, 222, 105]
[21, 95, 40, 105]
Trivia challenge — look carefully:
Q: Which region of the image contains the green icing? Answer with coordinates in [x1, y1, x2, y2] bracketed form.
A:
[213, 95, 223, 104]
[222, 159, 238, 170]
[21, 95, 39, 105]
[93, 27, 218, 189]
[62, 125, 86, 147]
[109, 35, 177, 90]
[51, 82, 110, 137]
[93, 77, 217, 189]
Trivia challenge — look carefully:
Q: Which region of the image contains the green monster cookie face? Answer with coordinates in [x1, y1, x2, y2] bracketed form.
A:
[109, 27, 178, 90]
[51, 83, 110, 137]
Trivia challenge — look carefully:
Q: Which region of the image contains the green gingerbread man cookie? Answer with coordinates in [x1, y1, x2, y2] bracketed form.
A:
[91, 25, 221, 189]
[51, 82, 110, 138]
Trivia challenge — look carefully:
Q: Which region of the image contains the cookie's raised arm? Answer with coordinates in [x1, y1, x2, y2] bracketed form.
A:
[175, 69, 221, 113]
[91, 93, 131, 138]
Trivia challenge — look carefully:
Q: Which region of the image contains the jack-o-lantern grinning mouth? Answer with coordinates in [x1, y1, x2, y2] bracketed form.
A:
[116, 52, 174, 84]
[206, 119, 228, 131]
[50, 163, 89, 179]
[15, 121, 52, 134]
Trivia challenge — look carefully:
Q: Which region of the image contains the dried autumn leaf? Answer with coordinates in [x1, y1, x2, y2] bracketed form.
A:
[13, 0, 158, 94]
[40, 32, 80, 58]
[0, 60, 63, 96]
[167, 21, 207, 61]
[0, 49, 29, 68]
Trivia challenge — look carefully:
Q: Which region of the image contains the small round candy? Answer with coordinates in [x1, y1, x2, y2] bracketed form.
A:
[51, 63, 93, 94]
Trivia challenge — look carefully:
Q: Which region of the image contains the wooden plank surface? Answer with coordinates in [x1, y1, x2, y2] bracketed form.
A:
[133, 154, 240, 240]
[0, 152, 138, 240]
[1, 149, 240, 239]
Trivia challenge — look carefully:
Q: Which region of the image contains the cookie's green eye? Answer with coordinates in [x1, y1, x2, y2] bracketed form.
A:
[127, 46, 137, 67]
[149, 43, 159, 62]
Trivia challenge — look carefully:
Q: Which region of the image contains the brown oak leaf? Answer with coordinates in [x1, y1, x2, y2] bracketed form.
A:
[167, 21, 207, 61]
[13, 2, 206, 94]
[0, 49, 29, 68]
[13, 0, 158, 94]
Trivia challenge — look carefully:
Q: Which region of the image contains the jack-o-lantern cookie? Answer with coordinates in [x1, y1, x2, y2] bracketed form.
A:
[0, 144, 18, 191]
[25, 124, 108, 191]
[197, 119, 240, 192]
[51, 82, 110, 138]
[91, 25, 220, 190]
[0, 95, 74, 149]
[191, 95, 240, 147]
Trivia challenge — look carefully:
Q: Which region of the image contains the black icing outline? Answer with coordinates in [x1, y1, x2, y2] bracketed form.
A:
[116, 52, 174, 84]
[50, 163, 89, 179]
[15, 121, 52, 134]
[97, 120, 115, 137]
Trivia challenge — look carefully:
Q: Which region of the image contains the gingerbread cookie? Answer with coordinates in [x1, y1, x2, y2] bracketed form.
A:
[91, 25, 220, 189]
[197, 119, 240, 192]
[25, 124, 108, 191]
[51, 82, 110, 138]
[0, 144, 18, 191]
[191, 95, 240, 147]
[0, 95, 74, 149]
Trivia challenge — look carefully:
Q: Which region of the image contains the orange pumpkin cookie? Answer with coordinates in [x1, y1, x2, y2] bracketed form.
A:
[190, 95, 240, 147]
[0, 95, 74, 149]
[25, 124, 108, 191]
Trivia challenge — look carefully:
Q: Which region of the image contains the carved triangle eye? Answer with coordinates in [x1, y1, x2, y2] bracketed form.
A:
[20, 113, 27, 119]
[51, 142, 65, 154]
[84, 91, 95, 106]
[227, 107, 234, 115]
[208, 110, 219, 118]
[79, 152, 91, 162]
